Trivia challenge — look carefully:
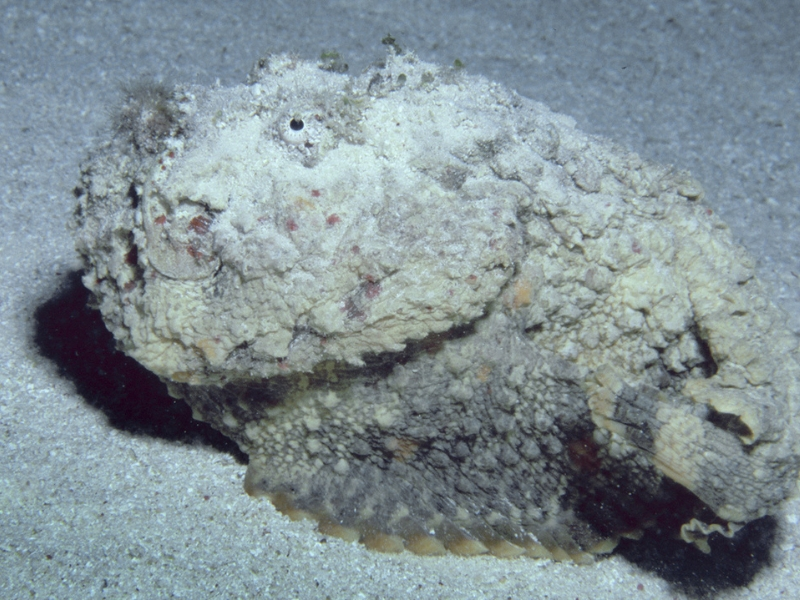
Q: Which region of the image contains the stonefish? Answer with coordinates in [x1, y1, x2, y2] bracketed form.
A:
[72, 50, 800, 561]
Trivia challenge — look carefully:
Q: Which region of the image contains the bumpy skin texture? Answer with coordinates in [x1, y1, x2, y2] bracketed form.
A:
[72, 52, 800, 559]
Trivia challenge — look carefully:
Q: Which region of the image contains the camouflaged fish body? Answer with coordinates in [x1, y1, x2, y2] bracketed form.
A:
[72, 51, 800, 559]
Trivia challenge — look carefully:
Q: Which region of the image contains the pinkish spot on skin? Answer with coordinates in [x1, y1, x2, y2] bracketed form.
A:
[278, 360, 289, 371]
[187, 245, 204, 259]
[286, 218, 299, 231]
[188, 215, 211, 234]
[365, 282, 381, 299]
[342, 298, 365, 321]
[326, 214, 341, 226]
[311, 189, 321, 197]
[351, 245, 360, 254]
[154, 215, 167, 225]
[632, 241, 642, 254]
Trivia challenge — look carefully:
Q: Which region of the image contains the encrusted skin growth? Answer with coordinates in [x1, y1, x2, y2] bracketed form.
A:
[72, 51, 800, 559]
[113, 80, 182, 154]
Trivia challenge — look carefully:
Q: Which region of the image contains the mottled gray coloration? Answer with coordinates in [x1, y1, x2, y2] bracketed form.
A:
[72, 51, 800, 559]
[181, 313, 627, 558]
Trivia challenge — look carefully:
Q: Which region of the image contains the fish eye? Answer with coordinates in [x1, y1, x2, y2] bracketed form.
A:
[280, 115, 309, 145]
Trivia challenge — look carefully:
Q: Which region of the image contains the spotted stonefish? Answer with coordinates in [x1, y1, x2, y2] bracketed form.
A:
[72, 50, 800, 561]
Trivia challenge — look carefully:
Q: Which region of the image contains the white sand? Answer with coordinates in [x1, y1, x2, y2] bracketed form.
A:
[2, 1, 799, 598]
